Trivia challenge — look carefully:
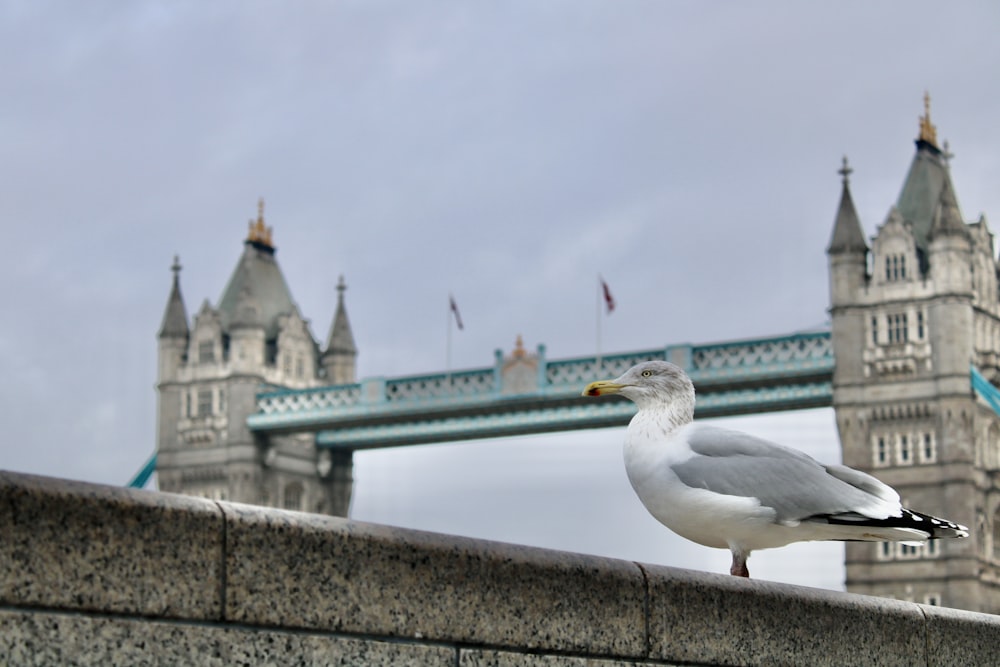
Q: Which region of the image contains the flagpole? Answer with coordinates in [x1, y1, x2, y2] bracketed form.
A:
[446, 297, 452, 380]
[596, 275, 602, 374]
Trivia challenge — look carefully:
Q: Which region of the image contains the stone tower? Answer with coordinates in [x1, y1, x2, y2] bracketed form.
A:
[827, 96, 1000, 612]
[155, 200, 357, 515]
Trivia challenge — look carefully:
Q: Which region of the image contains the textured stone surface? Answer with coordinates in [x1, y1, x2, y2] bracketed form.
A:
[222, 502, 647, 656]
[5, 470, 1000, 667]
[644, 564, 926, 667]
[923, 604, 1000, 667]
[0, 609, 454, 666]
[460, 649, 643, 666]
[0, 471, 223, 619]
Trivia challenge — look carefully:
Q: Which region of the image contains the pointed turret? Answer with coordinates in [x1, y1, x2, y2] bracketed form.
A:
[158, 256, 189, 339]
[895, 92, 956, 252]
[928, 177, 968, 241]
[157, 256, 190, 384]
[217, 199, 297, 339]
[828, 157, 869, 311]
[927, 175, 973, 306]
[321, 275, 358, 384]
[827, 156, 868, 255]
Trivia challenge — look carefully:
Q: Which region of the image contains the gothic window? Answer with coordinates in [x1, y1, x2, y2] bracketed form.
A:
[877, 540, 939, 561]
[917, 311, 925, 339]
[197, 389, 213, 416]
[198, 341, 215, 364]
[920, 433, 936, 464]
[898, 435, 911, 464]
[184, 392, 192, 418]
[295, 356, 304, 379]
[871, 316, 879, 345]
[887, 313, 908, 344]
[218, 388, 226, 414]
[283, 482, 303, 510]
[885, 255, 907, 282]
[282, 352, 292, 376]
[875, 436, 888, 466]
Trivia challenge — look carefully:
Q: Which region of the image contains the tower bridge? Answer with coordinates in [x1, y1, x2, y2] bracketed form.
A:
[248, 331, 834, 449]
[151, 98, 1000, 613]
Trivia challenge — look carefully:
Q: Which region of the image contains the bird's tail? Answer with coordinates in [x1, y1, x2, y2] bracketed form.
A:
[822, 508, 968, 540]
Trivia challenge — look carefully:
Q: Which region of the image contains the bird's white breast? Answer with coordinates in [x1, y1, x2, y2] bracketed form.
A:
[623, 417, 784, 551]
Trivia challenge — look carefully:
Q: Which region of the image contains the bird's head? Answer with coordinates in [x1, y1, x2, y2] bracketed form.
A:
[583, 360, 695, 412]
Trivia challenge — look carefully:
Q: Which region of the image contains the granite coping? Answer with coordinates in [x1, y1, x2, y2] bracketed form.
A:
[0, 471, 223, 620]
[644, 563, 927, 667]
[221, 501, 648, 657]
[3, 470, 1000, 666]
[0, 609, 455, 667]
[922, 604, 1000, 667]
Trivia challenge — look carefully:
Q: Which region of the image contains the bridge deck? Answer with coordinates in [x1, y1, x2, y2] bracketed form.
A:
[247, 331, 833, 450]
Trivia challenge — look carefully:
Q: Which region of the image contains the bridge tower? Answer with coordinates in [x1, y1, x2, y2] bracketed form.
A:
[827, 97, 1000, 612]
[155, 200, 357, 515]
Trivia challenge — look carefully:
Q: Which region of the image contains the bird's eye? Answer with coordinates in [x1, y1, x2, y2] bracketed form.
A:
[641, 370, 652, 377]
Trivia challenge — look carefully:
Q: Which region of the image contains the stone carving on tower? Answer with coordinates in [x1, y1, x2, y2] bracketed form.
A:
[155, 200, 358, 516]
[827, 96, 1000, 612]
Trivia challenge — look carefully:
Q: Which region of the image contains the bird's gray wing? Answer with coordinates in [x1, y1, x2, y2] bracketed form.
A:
[673, 424, 897, 522]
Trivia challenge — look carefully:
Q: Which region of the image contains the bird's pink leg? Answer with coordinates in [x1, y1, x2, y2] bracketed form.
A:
[730, 551, 750, 578]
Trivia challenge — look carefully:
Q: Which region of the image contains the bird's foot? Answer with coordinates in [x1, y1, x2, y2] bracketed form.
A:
[730, 554, 750, 578]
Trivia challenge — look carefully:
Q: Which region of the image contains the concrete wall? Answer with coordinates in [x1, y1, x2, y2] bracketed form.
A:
[1, 470, 998, 666]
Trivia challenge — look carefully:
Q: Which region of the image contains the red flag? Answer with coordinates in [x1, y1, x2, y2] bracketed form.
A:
[449, 294, 464, 330]
[601, 278, 616, 314]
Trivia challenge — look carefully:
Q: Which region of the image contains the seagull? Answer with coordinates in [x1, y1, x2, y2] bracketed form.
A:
[583, 360, 968, 578]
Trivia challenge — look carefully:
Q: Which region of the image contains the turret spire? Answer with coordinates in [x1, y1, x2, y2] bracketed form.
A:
[827, 156, 868, 255]
[928, 177, 967, 240]
[838, 155, 853, 185]
[942, 140, 954, 169]
[321, 275, 358, 384]
[158, 255, 190, 338]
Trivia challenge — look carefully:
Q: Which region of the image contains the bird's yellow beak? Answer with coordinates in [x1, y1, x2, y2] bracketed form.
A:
[582, 380, 625, 397]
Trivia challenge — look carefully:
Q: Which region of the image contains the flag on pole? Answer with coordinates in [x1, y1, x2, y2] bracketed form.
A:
[449, 294, 464, 330]
[600, 277, 616, 314]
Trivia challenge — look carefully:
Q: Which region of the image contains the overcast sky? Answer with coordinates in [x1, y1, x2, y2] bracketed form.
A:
[3, 2, 998, 591]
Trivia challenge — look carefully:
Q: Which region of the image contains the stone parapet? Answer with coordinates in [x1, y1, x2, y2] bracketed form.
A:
[1, 470, 997, 666]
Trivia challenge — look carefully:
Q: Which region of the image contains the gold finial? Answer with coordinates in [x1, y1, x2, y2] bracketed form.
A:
[918, 91, 938, 147]
[246, 197, 274, 248]
[512, 335, 526, 359]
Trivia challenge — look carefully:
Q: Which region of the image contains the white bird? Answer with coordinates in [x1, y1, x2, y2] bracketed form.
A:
[583, 360, 968, 578]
